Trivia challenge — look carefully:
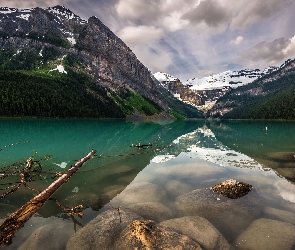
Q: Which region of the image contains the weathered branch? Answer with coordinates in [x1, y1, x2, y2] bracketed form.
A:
[0, 149, 96, 247]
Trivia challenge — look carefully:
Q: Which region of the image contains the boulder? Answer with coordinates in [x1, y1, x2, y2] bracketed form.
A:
[175, 188, 263, 242]
[113, 219, 202, 250]
[263, 207, 295, 225]
[19, 223, 74, 250]
[165, 180, 191, 199]
[128, 202, 173, 222]
[66, 209, 143, 250]
[160, 216, 232, 250]
[234, 218, 295, 250]
[109, 182, 168, 207]
[211, 179, 252, 199]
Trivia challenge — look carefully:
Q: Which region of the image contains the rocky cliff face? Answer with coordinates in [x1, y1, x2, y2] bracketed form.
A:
[153, 72, 204, 107]
[0, 5, 202, 118]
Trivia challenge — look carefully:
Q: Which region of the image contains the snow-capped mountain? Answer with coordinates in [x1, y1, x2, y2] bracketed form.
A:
[0, 6, 86, 46]
[186, 67, 279, 91]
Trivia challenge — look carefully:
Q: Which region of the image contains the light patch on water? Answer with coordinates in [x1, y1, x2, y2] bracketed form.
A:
[172, 130, 197, 144]
[187, 146, 260, 169]
[151, 155, 176, 163]
[274, 180, 295, 203]
[72, 187, 79, 193]
[196, 126, 215, 137]
[53, 161, 68, 168]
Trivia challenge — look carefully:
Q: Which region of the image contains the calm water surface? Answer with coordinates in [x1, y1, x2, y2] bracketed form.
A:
[0, 119, 295, 249]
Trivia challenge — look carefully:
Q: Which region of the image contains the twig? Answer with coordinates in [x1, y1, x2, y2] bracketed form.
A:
[0, 149, 96, 247]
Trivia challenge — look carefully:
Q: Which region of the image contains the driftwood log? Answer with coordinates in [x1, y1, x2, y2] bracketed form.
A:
[0, 149, 96, 247]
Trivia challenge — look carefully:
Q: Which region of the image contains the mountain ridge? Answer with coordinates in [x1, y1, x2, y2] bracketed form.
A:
[208, 58, 295, 119]
[0, 5, 202, 119]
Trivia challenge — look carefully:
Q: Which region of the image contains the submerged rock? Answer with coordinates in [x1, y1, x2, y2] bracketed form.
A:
[108, 182, 168, 207]
[234, 218, 295, 250]
[263, 207, 295, 226]
[211, 179, 252, 199]
[19, 223, 74, 250]
[66, 209, 143, 250]
[128, 202, 173, 222]
[160, 216, 232, 250]
[175, 188, 263, 242]
[113, 219, 202, 250]
[165, 180, 192, 199]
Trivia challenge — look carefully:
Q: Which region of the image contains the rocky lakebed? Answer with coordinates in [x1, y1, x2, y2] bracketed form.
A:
[16, 156, 295, 250]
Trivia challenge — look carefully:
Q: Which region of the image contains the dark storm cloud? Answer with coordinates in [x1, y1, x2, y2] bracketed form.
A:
[181, 0, 231, 27]
[239, 38, 290, 64]
[230, 0, 291, 30]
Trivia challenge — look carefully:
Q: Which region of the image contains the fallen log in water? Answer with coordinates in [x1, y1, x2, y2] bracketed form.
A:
[0, 149, 96, 247]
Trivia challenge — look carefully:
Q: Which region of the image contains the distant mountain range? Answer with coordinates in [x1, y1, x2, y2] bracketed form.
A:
[0, 5, 202, 119]
[209, 59, 295, 119]
[154, 60, 295, 119]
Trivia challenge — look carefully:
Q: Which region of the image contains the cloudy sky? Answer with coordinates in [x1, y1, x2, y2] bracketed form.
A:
[2, 0, 295, 81]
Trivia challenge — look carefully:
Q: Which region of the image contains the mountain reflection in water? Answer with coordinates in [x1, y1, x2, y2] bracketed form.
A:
[0, 119, 295, 249]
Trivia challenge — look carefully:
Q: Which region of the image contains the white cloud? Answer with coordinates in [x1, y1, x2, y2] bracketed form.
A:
[162, 12, 189, 32]
[230, 36, 244, 45]
[115, 0, 162, 21]
[0, 0, 78, 8]
[117, 25, 164, 46]
[197, 69, 215, 76]
[283, 35, 295, 56]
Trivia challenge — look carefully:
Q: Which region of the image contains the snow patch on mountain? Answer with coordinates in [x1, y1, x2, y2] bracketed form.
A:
[153, 72, 178, 83]
[49, 65, 67, 74]
[186, 67, 279, 91]
[16, 14, 30, 21]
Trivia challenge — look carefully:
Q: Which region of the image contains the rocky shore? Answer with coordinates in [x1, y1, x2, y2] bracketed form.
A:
[18, 178, 295, 250]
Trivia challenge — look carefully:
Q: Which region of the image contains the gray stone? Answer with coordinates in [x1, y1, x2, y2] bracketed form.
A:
[128, 202, 173, 222]
[66, 209, 143, 250]
[165, 180, 191, 199]
[18, 223, 74, 250]
[263, 207, 295, 225]
[234, 218, 295, 250]
[109, 182, 168, 207]
[175, 188, 263, 242]
[113, 219, 202, 250]
[160, 216, 232, 250]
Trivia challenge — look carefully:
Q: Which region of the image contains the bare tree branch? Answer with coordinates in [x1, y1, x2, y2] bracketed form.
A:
[0, 149, 96, 247]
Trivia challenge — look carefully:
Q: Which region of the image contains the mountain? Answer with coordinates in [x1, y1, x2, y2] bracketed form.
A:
[153, 72, 204, 107]
[186, 67, 279, 91]
[0, 6, 202, 119]
[209, 59, 295, 119]
[184, 67, 279, 112]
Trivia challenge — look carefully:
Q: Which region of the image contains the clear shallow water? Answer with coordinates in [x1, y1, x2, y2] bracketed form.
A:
[0, 119, 295, 249]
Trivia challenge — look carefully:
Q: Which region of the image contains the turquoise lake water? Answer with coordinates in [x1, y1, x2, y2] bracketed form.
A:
[0, 119, 295, 249]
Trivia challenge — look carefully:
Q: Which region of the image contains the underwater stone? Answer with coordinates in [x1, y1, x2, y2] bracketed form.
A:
[211, 179, 252, 199]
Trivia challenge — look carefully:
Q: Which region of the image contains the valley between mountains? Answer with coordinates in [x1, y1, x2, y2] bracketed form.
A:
[1, 5, 295, 120]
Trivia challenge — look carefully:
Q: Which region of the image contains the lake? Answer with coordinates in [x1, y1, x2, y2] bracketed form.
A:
[1, 119, 295, 249]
